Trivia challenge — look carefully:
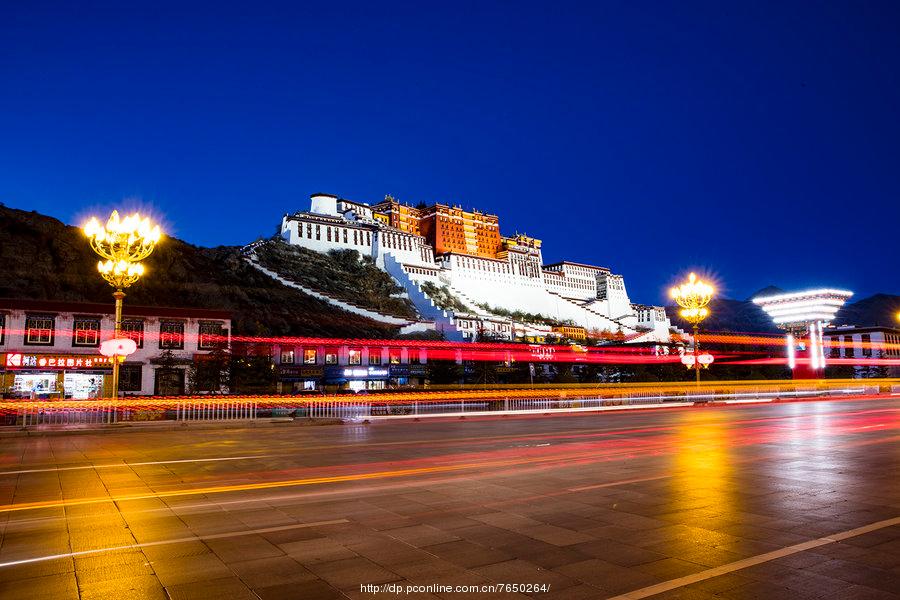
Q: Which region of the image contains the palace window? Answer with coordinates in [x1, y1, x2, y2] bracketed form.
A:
[348, 349, 362, 365]
[25, 314, 54, 345]
[159, 321, 185, 349]
[389, 349, 401, 364]
[325, 350, 338, 365]
[861, 334, 872, 357]
[303, 349, 317, 364]
[307, 223, 312, 238]
[121, 320, 144, 348]
[73, 318, 101, 347]
[281, 350, 295, 364]
[316, 225, 321, 240]
[409, 350, 420, 364]
[343, 229, 348, 243]
[327, 227, 332, 242]
[369, 351, 382, 365]
[198, 321, 223, 350]
[844, 336, 855, 358]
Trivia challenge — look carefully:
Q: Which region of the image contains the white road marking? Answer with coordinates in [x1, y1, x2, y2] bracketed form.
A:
[608, 515, 900, 599]
[0, 455, 274, 476]
[0, 518, 349, 569]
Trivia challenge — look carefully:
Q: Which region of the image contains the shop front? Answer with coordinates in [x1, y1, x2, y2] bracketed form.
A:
[278, 365, 324, 393]
[324, 365, 390, 392]
[388, 364, 428, 387]
[1, 352, 114, 399]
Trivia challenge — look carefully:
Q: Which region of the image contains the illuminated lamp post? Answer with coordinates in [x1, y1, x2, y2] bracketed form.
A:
[670, 273, 715, 385]
[83, 211, 162, 398]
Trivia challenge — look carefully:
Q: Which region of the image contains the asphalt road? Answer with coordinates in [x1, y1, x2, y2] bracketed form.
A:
[1, 397, 899, 599]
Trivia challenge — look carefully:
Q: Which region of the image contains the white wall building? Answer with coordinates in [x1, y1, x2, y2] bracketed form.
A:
[279, 193, 674, 342]
[824, 325, 900, 377]
[0, 299, 231, 398]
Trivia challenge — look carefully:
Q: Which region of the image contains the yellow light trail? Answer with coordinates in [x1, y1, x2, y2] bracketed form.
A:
[0, 447, 613, 515]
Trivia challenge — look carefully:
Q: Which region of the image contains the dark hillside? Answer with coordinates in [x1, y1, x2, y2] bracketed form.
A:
[0, 205, 398, 338]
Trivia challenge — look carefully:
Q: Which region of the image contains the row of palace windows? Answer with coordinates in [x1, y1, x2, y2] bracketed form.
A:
[279, 348, 421, 366]
[298, 221, 373, 247]
[0, 314, 224, 350]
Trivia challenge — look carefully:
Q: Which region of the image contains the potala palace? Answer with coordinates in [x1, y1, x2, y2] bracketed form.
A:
[263, 193, 675, 343]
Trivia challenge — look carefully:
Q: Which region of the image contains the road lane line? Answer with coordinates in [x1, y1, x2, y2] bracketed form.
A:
[0, 454, 276, 476]
[568, 474, 671, 491]
[607, 515, 900, 599]
[0, 518, 349, 569]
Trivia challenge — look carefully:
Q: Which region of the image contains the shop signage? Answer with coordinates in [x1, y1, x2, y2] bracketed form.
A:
[4, 353, 113, 370]
[278, 366, 324, 377]
[325, 366, 391, 380]
[389, 365, 428, 377]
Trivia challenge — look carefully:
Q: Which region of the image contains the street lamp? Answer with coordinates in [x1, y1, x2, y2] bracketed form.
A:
[83, 211, 162, 398]
[670, 272, 715, 385]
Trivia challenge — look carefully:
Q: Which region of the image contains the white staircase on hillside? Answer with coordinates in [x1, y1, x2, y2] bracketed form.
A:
[382, 254, 466, 341]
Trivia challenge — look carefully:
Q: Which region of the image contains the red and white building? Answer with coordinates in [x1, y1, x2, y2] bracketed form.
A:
[0, 299, 231, 398]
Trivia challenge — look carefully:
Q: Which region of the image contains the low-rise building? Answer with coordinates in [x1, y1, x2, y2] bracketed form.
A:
[824, 325, 900, 377]
[0, 299, 231, 398]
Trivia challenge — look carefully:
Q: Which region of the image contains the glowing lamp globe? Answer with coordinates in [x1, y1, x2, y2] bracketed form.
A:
[100, 338, 138, 358]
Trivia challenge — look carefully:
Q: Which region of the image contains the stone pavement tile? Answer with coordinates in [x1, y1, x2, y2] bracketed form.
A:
[449, 525, 534, 549]
[716, 578, 821, 600]
[166, 576, 257, 600]
[255, 579, 344, 600]
[149, 552, 233, 587]
[388, 558, 462, 580]
[0, 557, 74, 584]
[497, 538, 587, 569]
[643, 588, 721, 600]
[384, 524, 460, 547]
[74, 550, 149, 573]
[657, 543, 744, 568]
[75, 556, 156, 584]
[422, 540, 512, 568]
[806, 557, 900, 593]
[347, 539, 435, 566]
[280, 536, 358, 564]
[552, 558, 657, 595]
[261, 524, 323, 545]
[205, 533, 284, 563]
[570, 539, 667, 567]
[767, 568, 857, 595]
[305, 556, 402, 590]
[228, 555, 318, 588]
[78, 573, 167, 600]
[0, 571, 79, 600]
[470, 512, 542, 531]
[515, 524, 593, 546]
[817, 583, 900, 600]
[230, 508, 297, 528]
[632, 557, 706, 579]
[68, 526, 137, 552]
[414, 514, 484, 532]
[687, 572, 755, 595]
[140, 540, 211, 561]
[473, 559, 579, 590]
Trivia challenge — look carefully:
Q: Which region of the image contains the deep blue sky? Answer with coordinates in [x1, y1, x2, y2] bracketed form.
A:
[2, 1, 899, 304]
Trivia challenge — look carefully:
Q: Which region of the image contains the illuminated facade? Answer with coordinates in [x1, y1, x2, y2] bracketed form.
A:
[753, 289, 853, 376]
[279, 193, 674, 342]
[0, 299, 231, 397]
